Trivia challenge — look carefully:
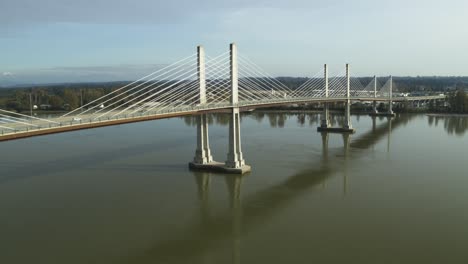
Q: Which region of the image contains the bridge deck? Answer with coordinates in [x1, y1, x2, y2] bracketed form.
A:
[0, 95, 444, 142]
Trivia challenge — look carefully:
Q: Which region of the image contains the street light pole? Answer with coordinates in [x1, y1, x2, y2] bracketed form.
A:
[29, 92, 33, 117]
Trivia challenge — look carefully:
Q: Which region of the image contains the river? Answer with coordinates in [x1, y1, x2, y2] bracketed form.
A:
[0, 112, 467, 264]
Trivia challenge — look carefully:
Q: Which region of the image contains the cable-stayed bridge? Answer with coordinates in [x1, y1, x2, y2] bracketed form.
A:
[0, 43, 445, 173]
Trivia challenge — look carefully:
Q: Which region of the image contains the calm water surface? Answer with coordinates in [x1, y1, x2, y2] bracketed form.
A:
[0, 113, 467, 264]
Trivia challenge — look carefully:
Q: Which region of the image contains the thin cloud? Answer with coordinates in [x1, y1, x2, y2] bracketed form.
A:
[0, 0, 334, 26]
[0, 64, 170, 85]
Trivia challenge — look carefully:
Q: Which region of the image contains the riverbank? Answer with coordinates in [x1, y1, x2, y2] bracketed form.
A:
[427, 113, 468, 117]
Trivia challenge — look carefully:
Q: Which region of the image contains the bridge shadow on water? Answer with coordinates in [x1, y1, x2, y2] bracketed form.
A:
[0, 113, 348, 185]
[122, 114, 416, 264]
[182, 111, 349, 129]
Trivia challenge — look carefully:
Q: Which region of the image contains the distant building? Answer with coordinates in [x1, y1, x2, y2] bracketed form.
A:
[39, 104, 51, 110]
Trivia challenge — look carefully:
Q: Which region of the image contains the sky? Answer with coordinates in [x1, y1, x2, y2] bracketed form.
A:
[0, 0, 467, 85]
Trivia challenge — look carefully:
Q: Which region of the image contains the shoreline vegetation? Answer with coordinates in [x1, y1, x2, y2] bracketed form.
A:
[257, 110, 468, 118]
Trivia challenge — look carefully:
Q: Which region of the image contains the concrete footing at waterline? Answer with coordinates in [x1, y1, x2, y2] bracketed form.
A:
[368, 112, 396, 117]
[189, 161, 251, 175]
[317, 126, 356, 133]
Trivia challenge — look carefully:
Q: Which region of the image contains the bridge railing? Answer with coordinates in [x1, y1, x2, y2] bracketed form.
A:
[0, 94, 446, 137]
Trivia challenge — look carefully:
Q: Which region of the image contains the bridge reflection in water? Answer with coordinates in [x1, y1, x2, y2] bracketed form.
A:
[125, 114, 409, 264]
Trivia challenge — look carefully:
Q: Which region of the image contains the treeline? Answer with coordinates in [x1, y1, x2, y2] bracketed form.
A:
[276, 76, 468, 92]
[1, 77, 468, 113]
[0, 82, 130, 112]
[447, 89, 468, 113]
[393, 76, 468, 92]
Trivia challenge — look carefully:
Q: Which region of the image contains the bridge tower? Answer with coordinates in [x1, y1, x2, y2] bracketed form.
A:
[370, 75, 395, 117]
[225, 43, 251, 173]
[388, 75, 394, 115]
[317, 64, 355, 133]
[343, 63, 353, 131]
[372, 75, 378, 114]
[192, 46, 213, 165]
[189, 43, 250, 174]
[320, 64, 331, 128]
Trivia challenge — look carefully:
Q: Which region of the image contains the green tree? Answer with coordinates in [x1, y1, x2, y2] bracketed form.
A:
[5, 100, 22, 112]
[63, 89, 79, 110]
[49, 95, 64, 110]
[449, 89, 467, 113]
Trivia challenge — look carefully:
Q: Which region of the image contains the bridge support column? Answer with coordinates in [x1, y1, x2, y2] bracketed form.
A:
[321, 103, 330, 127]
[191, 46, 212, 164]
[372, 75, 378, 114]
[320, 64, 331, 128]
[343, 64, 355, 133]
[224, 43, 250, 174]
[372, 101, 378, 114]
[223, 43, 250, 173]
[388, 75, 394, 115]
[192, 114, 213, 164]
[344, 101, 352, 129]
[388, 117, 392, 152]
[226, 107, 248, 170]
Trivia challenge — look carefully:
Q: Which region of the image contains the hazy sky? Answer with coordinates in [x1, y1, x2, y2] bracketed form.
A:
[1, 0, 467, 84]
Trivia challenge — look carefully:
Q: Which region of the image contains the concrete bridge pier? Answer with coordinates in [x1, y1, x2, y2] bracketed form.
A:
[372, 101, 378, 114]
[225, 107, 251, 173]
[342, 64, 355, 133]
[388, 75, 395, 116]
[189, 109, 250, 175]
[320, 64, 331, 129]
[192, 114, 213, 164]
[344, 99, 353, 131]
[372, 76, 379, 114]
[321, 102, 330, 128]
[387, 117, 392, 153]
